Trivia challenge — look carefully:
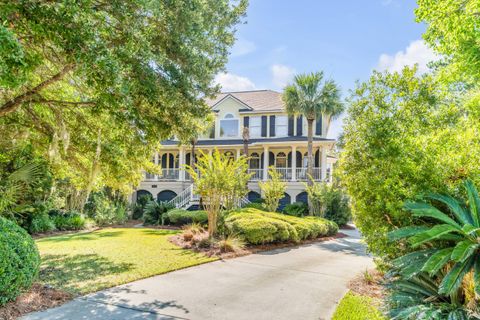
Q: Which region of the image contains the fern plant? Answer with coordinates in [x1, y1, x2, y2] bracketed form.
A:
[387, 179, 480, 318]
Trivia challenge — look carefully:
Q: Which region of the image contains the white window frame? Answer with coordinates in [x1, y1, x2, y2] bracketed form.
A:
[220, 113, 239, 138]
[275, 115, 288, 137]
[249, 116, 261, 138]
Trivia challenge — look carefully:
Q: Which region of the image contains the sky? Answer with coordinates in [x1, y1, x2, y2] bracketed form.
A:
[215, 0, 438, 138]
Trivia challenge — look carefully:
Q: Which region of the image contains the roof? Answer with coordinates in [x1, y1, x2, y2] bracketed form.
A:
[205, 90, 284, 112]
[161, 136, 335, 147]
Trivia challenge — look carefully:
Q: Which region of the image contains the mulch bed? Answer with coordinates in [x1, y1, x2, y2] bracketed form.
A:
[0, 284, 72, 320]
[170, 232, 348, 260]
[348, 268, 385, 300]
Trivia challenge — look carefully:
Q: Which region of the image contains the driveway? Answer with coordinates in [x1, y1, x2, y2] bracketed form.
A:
[23, 229, 373, 320]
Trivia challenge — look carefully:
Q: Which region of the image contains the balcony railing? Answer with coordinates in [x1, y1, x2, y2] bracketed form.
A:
[296, 167, 321, 181]
[146, 167, 325, 182]
[248, 169, 263, 181]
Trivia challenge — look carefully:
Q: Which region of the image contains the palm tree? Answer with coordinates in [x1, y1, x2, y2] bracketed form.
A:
[282, 72, 343, 186]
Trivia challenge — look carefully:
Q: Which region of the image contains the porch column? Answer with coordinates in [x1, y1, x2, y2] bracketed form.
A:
[291, 146, 297, 181]
[179, 147, 185, 181]
[263, 145, 269, 181]
[208, 149, 213, 156]
[154, 152, 159, 180]
[236, 148, 241, 160]
[320, 146, 327, 181]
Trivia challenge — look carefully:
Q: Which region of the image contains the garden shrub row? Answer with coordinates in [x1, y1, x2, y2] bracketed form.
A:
[166, 209, 208, 225]
[28, 210, 88, 233]
[224, 208, 338, 244]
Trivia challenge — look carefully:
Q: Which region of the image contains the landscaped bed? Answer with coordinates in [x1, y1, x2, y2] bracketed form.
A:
[332, 269, 385, 320]
[0, 227, 216, 320]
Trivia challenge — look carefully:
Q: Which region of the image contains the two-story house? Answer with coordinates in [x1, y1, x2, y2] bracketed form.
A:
[133, 89, 336, 210]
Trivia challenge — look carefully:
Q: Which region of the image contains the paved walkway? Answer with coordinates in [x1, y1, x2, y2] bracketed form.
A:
[23, 229, 373, 320]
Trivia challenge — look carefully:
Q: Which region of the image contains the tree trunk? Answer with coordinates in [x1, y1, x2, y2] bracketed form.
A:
[0, 64, 74, 117]
[307, 118, 314, 215]
[191, 139, 196, 171]
[242, 127, 249, 156]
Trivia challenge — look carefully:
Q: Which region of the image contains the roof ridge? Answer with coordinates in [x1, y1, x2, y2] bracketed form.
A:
[220, 89, 279, 94]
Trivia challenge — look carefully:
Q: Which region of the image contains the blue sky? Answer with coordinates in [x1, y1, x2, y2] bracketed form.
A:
[215, 0, 437, 138]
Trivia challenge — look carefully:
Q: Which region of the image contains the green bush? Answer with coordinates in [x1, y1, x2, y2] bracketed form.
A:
[166, 209, 208, 225]
[244, 202, 267, 211]
[224, 208, 338, 245]
[143, 201, 174, 225]
[283, 202, 308, 217]
[29, 213, 56, 234]
[332, 291, 385, 320]
[53, 212, 86, 230]
[85, 192, 128, 226]
[323, 187, 351, 226]
[0, 217, 41, 305]
[131, 194, 152, 219]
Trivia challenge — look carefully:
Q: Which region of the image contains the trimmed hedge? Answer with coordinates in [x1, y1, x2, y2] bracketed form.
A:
[224, 208, 338, 244]
[166, 209, 208, 225]
[0, 217, 41, 305]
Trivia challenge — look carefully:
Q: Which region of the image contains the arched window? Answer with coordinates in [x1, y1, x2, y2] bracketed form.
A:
[220, 113, 239, 137]
[276, 152, 287, 168]
[249, 152, 260, 169]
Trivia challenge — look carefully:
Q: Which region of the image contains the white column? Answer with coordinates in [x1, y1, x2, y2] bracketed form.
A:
[320, 146, 327, 182]
[208, 149, 213, 156]
[263, 145, 269, 181]
[291, 146, 297, 181]
[179, 147, 185, 181]
[236, 148, 241, 159]
[154, 152, 159, 180]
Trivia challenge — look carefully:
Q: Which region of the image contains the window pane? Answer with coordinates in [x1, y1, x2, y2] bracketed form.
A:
[220, 120, 239, 137]
[276, 116, 288, 137]
[250, 116, 261, 138]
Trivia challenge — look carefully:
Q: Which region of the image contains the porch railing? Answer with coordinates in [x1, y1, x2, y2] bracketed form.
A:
[147, 167, 324, 182]
[296, 167, 321, 181]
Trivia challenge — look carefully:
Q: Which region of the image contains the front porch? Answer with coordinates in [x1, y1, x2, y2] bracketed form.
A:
[144, 143, 334, 183]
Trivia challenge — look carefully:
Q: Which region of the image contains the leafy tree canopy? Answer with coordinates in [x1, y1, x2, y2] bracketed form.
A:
[0, 0, 247, 198]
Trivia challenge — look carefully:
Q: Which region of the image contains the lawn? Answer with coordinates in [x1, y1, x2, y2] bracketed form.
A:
[332, 291, 385, 320]
[36, 228, 217, 294]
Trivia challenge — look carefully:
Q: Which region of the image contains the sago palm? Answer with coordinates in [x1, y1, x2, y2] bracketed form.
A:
[282, 72, 343, 185]
[388, 179, 480, 316]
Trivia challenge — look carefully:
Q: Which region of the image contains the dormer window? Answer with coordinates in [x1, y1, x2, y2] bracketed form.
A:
[220, 113, 239, 137]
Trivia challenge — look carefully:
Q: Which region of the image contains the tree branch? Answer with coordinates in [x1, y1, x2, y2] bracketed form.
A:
[35, 99, 96, 107]
[0, 64, 75, 117]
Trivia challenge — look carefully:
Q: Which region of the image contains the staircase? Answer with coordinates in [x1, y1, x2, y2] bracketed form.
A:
[168, 184, 200, 209]
[168, 184, 251, 210]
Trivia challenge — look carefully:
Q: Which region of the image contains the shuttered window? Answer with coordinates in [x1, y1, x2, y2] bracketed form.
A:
[250, 116, 261, 138]
[276, 115, 288, 137]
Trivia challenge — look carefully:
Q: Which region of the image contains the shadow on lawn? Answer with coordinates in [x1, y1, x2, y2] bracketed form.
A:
[40, 253, 134, 293]
[38, 230, 126, 243]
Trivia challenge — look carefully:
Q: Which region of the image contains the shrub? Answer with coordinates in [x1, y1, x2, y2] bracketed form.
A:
[29, 213, 56, 234]
[53, 211, 86, 230]
[283, 202, 308, 217]
[244, 202, 267, 211]
[224, 208, 337, 244]
[182, 222, 205, 235]
[166, 209, 208, 225]
[183, 230, 194, 241]
[0, 217, 41, 305]
[85, 194, 128, 226]
[143, 201, 173, 225]
[131, 194, 152, 219]
[217, 234, 245, 253]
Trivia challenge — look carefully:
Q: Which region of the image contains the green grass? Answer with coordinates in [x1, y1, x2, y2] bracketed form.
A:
[332, 291, 385, 320]
[36, 228, 217, 294]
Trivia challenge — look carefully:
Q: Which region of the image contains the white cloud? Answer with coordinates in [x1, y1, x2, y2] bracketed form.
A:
[377, 40, 439, 74]
[271, 64, 296, 89]
[214, 72, 256, 92]
[231, 39, 256, 57]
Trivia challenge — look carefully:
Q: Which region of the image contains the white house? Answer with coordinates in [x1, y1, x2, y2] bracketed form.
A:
[132, 89, 336, 210]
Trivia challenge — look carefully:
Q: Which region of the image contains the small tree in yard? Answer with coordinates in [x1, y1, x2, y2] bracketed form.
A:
[186, 149, 251, 236]
[259, 167, 286, 212]
[304, 177, 329, 216]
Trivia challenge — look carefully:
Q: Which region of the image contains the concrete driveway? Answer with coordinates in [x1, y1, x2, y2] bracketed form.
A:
[23, 229, 373, 320]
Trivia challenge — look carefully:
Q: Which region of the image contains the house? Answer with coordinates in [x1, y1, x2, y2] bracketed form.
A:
[133, 89, 336, 210]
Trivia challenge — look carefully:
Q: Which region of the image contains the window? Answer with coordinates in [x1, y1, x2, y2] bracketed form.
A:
[220, 113, 239, 137]
[249, 116, 261, 138]
[249, 152, 260, 169]
[276, 152, 287, 168]
[276, 115, 288, 137]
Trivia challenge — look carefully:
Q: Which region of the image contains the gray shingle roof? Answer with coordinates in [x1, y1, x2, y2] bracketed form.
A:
[161, 136, 335, 146]
[205, 90, 284, 112]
